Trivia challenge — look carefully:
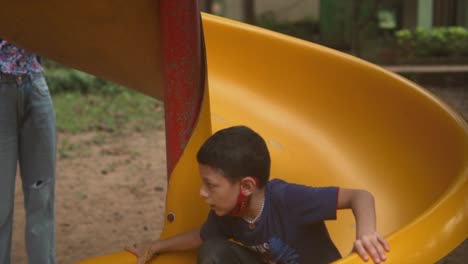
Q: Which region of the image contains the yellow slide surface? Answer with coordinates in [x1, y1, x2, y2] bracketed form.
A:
[1, 3, 467, 263]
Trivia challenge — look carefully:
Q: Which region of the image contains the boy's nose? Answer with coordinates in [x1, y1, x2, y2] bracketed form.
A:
[200, 186, 208, 198]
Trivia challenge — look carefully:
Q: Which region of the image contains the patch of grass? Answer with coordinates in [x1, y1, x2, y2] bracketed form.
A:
[53, 91, 163, 134]
[58, 139, 77, 159]
[88, 134, 108, 146]
[76, 192, 88, 201]
[58, 138, 92, 159]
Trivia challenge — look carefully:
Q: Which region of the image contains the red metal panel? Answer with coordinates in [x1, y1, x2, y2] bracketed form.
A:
[159, 1, 204, 176]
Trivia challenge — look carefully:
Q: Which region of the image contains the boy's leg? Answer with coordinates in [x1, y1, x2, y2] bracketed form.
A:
[19, 74, 56, 264]
[0, 79, 19, 264]
[198, 239, 263, 264]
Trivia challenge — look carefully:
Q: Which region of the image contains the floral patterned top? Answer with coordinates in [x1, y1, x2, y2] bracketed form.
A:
[0, 39, 43, 75]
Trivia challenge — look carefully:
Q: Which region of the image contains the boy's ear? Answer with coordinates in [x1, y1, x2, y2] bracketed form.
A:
[240, 177, 258, 196]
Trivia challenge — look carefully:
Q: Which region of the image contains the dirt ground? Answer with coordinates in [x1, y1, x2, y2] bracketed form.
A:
[12, 128, 167, 263]
[10, 127, 467, 263]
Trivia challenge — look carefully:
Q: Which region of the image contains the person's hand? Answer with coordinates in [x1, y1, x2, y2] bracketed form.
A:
[125, 240, 160, 264]
[353, 232, 390, 263]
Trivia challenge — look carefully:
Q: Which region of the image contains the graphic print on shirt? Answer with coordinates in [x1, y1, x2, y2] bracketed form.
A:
[234, 237, 299, 264]
[267, 237, 299, 264]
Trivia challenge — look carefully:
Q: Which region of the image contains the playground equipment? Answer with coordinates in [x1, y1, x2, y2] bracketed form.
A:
[0, 1, 466, 263]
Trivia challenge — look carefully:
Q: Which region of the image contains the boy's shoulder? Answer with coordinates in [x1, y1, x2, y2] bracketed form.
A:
[266, 178, 288, 193]
[268, 178, 307, 191]
[267, 179, 339, 205]
[267, 178, 289, 186]
[266, 178, 291, 205]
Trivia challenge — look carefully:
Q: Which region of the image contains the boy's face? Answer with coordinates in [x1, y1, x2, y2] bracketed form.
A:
[199, 164, 240, 216]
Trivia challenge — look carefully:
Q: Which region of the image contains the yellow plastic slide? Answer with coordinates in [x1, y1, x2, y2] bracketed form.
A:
[0, 2, 467, 263]
[202, 15, 468, 264]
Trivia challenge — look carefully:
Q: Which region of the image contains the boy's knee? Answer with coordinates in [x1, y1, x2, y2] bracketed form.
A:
[198, 239, 234, 264]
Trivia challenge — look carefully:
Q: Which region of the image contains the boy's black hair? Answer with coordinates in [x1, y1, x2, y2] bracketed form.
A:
[197, 126, 271, 188]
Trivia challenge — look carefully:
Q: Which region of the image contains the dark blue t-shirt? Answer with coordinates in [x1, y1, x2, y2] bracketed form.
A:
[200, 179, 341, 264]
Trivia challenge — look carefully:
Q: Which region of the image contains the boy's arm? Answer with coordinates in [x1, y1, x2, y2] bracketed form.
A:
[154, 228, 203, 252]
[337, 188, 390, 263]
[126, 229, 202, 264]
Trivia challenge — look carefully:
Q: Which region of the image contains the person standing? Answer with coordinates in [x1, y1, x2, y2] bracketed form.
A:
[0, 39, 56, 264]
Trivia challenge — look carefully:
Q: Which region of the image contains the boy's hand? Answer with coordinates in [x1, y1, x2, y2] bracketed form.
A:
[353, 232, 390, 263]
[125, 240, 160, 264]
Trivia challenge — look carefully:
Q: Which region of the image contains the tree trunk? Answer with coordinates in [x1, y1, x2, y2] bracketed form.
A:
[350, 0, 364, 55]
[200, 0, 213, 13]
[243, 0, 256, 25]
[350, 0, 381, 56]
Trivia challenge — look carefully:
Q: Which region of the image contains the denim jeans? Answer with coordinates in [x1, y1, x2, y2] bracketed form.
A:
[198, 239, 263, 264]
[0, 72, 56, 264]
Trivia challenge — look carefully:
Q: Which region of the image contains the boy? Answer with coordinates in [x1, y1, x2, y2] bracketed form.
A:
[127, 126, 390, 264]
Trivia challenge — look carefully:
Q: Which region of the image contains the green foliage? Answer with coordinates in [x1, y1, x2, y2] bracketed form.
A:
[53, 90, 163, 134]
[395, 27, 468, 57]
[43, 60, 127, 95]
